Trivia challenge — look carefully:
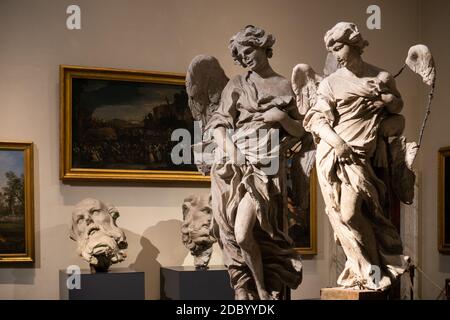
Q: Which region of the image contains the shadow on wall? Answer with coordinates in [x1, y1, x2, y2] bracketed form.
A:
[127, 219, 189, 300]
[0, 220, 188, 298]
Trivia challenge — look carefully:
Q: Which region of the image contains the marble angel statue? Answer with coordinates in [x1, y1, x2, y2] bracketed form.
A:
[302, 22, 436, 291]
[185, 25, 324, 300]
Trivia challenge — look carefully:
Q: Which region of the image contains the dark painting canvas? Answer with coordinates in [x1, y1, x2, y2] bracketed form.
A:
[286, 160, 316, 254]
[71, 78, 197, 172]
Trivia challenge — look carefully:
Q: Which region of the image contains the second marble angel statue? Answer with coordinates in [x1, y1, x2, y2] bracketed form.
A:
[302, 22, 436, 291]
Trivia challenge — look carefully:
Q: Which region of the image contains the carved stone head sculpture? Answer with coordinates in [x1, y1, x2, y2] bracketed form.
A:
[70, 198, 128, 272]
[181, 194, 216, 269]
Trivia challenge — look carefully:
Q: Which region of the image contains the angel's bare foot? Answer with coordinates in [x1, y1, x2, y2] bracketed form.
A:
[257, 288, 272, 300]
[234, 287, 249, 300]
[270, 291, 281, 300]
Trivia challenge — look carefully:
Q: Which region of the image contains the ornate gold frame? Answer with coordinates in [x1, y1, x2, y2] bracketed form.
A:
[438, 146, 450, 253]
[295, 169, 317, 255]
[60, 65, 209, 183]
[0, 141, 34, 263]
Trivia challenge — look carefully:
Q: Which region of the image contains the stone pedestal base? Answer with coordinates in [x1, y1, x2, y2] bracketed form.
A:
[160, 265, 234, 300]
[320, 287, 388, 300]
[59, 268, 145, 300]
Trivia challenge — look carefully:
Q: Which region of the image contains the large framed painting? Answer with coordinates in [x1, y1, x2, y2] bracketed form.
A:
[0, 141, 34, 263]
[439, 147, 450, 253]
[287, 163, 317, 255]
[60, 65, 208, 182]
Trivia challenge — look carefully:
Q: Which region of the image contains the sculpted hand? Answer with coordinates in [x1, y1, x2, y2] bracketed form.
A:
[364, 79, 383, 98]
[367, 93, 396, 110]
[253, 107, 286, 124]
[335, 142, 358, 165]
[380, 93, 396, 104]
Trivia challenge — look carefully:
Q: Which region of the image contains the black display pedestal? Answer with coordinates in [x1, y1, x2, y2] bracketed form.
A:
[59, 268, 145, 300]
[161, 265, 234, 300]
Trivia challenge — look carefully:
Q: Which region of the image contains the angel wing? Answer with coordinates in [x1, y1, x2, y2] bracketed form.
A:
[291, 63, 323, 117]
[186, 55, 229, 126]
[288, 63, 325, 213]
[186, 55, 229, 175]
[290, 63, 323, 173]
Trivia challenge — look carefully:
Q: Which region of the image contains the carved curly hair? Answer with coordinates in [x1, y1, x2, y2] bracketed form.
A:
[229, 25, 275, 67]
[324, 22, 369, 54]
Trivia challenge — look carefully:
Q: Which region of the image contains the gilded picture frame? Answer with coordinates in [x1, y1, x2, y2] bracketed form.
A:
[60, 65, 209, 183]
[288, 166, 317, 255]
[438, 146, 450, 253]
[0, 141, 34, 263]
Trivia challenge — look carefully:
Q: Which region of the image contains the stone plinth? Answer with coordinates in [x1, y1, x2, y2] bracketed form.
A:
[320, 287, 388, 300]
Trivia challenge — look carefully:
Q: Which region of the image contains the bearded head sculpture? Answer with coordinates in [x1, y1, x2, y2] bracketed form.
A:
[70, 198, 128, 273]
[181, 194, 216, 269]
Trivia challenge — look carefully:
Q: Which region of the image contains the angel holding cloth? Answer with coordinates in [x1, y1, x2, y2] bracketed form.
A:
[303, 22, 421, 290]
[186, 25, 308, 299]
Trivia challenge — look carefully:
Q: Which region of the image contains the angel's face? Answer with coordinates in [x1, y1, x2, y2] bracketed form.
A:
[330, 42, 360, 68]
[235, 45, 268, 71]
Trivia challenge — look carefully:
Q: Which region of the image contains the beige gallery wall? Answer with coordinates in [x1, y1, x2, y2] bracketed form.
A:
[418, 0, 450, 300]
[1, 0, 446, 299]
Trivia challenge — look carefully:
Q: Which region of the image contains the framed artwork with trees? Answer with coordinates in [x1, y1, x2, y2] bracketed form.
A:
[0, 141, 34, 263]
